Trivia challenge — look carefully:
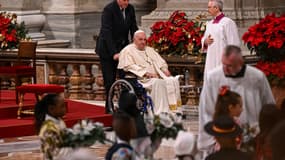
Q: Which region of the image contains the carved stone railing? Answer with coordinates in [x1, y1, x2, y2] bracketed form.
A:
[0, 49, 104, 101]
[0, 49, 258, 105]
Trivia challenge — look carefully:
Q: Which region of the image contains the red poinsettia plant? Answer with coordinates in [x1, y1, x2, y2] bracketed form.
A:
[242, 14, 285, 83]
[0, 11, 28, 50]
[255, 60, 285, 83]
[147, 10, 206, 57]
[242, 14, 285, 61]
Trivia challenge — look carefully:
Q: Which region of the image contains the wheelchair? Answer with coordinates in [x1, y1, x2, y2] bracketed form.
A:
[107, 71, 154, 114]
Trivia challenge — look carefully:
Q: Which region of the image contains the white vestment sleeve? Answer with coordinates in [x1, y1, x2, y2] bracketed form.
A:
[149, 48, 168, 70]
[224, 19, 240, 47]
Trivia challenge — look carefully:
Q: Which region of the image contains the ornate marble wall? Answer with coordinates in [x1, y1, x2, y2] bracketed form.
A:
[141, 0, 285, 37]
[0, 0, 155, 48]
[0, 0, 284, 48]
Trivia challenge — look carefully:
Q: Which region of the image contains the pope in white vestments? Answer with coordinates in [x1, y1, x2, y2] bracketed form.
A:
[197, 45, 275, 155]
[117, 30, 181, 114]
[202, 0, 240, 74]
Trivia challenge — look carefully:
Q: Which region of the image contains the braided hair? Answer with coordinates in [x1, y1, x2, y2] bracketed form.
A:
[34, 94, 59, 134]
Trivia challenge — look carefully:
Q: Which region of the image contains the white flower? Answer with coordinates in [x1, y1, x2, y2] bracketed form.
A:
[81, 119, 88, 127]
[173, 112, 183, 124]
[85, 122, 95, 132]
[66, 128, 75, 134]
[159, 112, 174, 128]
[82, 129, 90, 135]
[201, 25, 206, 31]
[249, 122, 260, 137]
[72, 123, 82, 135]
[95, 122, 104, 127]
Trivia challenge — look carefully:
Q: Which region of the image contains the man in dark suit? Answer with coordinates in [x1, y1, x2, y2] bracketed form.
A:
[96, 0, 138, 113]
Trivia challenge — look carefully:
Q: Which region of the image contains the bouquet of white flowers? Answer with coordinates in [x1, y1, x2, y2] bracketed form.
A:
[240, 122, 260, 153]
[40, 119, 107, 160]
[145, 112, 184, 141]
[60, 119, 106, 148]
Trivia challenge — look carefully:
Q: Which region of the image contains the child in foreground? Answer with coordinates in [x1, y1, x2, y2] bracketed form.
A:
[34, 94, 67, 160]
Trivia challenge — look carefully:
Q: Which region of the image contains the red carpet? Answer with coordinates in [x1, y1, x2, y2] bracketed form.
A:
[0, 90, 112, 138]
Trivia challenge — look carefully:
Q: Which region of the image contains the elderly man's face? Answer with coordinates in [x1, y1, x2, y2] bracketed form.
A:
[134, 32, 147, 50]
[222, 54, 243, 76]
[117, 0, 129, 9]
[208, 1, 219, 17]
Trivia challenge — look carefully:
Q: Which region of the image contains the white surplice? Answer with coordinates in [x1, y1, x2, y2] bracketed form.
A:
[197, 65, 275, 152]
[201, 16, 240, 74]
[118, 44, 181, 114]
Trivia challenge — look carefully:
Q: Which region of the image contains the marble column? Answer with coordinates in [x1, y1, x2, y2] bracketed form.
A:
[0, 0, 46, 40]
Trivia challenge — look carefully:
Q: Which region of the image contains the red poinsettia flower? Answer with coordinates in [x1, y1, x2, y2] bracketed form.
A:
[242, 14, 285, 62]
[151, 21, 165, 32]
[256, 60, 285, 83]
[148, 10, 206, 56]
[0, 11, 28, 50]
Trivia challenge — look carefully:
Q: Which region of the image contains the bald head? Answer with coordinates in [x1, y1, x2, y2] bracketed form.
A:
[224, 45, 242, 57]
[133, 30, 147, 50]
[222, 45, 244, 76]
[134, 30, 145, 38]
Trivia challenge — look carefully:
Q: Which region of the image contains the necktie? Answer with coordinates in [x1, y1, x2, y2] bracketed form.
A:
[121, 9, 126, 20]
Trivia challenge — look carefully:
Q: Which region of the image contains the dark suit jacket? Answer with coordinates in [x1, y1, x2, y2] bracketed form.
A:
[96, 1, 138, 59]
[205, 148, 252, 160]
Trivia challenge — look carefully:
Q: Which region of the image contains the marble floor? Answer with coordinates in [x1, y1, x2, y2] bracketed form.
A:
[0, 100, 199, 160]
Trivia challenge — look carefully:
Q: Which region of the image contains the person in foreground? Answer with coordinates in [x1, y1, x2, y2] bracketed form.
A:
[204, 116, 252, 160]
[202, 0, 240, 74]
[255, 104, 282, 160]
[96, 0, 138, 113]
[105, 111, 137, 160]
[174, 131, 198, 160]
[34, 94, 67, 160]
[212, 86, 243, 151]
[198, 45, 275, 157]
[118, 89, 151, 158]
[118, 30, 181, 114]
[270, 120, 285, 160]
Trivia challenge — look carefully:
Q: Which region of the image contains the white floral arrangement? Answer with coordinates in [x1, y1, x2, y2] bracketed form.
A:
[240, 122, 260, 153]
[144, 112, 184, 141]
[60, 119, 106, 148]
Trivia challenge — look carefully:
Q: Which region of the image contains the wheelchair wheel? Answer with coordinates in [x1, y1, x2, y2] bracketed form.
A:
[108, 79, 135, 113]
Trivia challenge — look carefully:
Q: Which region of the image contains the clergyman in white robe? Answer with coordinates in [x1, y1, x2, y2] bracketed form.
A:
[197, 65, 275, 154]
[202, 16, 240, 74]
[117, 43, 181, 114]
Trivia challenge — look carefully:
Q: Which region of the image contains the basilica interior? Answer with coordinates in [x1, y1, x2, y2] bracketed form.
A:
[0, 0, 284, 159]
